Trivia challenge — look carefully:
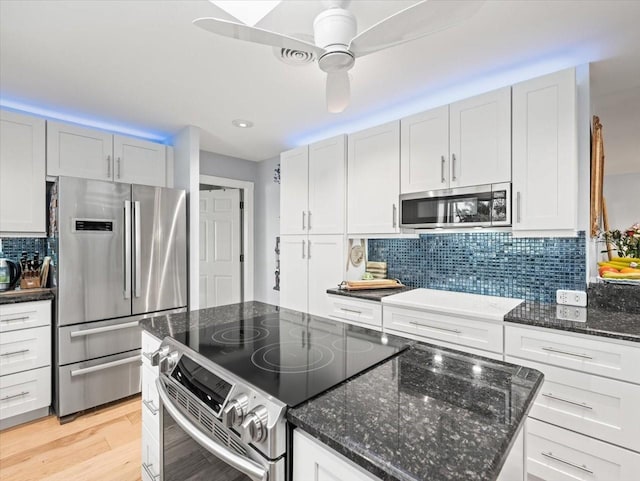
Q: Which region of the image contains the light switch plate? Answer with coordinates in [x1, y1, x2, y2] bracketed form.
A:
[556, 305, 587, 322]
[556, 289, 587, 307]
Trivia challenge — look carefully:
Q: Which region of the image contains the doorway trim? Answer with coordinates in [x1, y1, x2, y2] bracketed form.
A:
[199, 174, 254, 303]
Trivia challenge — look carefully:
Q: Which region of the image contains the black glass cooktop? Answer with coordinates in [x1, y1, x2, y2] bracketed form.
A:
[177, 311, 408, 407]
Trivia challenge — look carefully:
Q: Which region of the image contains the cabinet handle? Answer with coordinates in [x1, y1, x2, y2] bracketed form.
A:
[340, 307, 362, 315]
[107, 155, 111, 178]
[540, 451, 593, 474]
[451, 153, 457, 181]
[392, 204, 397, 228]
[516, 191, 521, 223]
[541, 392, 593, 410]
[143, 399, 159, 415]
[0, 316, 29, 323]
[302, 211, 306, 230]
[307, 240, 311, 259]
[441, 155, 446, 183]
[301, 239, 306, 259]
[307, 210, 312, 230]
[117, 157, 122, 179]
[142, 351, 153, 362]
[142, 462, 160, 480]
[412, 321, 462, 334]
[1, 391, 29, 401]
[0, 349, 30, 357]
[541, 346, 592, 359]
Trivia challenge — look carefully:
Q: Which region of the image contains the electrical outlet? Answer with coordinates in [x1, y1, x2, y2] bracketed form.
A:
[556, 289, 587, 307]
[556, 305, 587, 322]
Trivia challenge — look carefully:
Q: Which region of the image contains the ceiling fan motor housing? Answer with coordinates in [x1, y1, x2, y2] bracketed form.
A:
[314, 8, 356, 72]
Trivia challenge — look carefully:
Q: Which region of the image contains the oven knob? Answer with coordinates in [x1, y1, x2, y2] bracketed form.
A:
[160, 351, 179, 373]
[150, 346, 170, 367]
[240, 405, 268, 444]
[222, 394, 249, 428]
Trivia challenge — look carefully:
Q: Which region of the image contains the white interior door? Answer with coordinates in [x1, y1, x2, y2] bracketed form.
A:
[199, 189, 241, 308]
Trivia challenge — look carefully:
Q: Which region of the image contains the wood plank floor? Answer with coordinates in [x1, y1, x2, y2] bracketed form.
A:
[0, 395, 142, 481]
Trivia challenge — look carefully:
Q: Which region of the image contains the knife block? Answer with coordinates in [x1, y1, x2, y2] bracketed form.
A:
[20, 277, 41, 289]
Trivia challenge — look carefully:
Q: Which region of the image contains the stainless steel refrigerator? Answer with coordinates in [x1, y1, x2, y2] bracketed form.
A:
[54, 176, 187, 419]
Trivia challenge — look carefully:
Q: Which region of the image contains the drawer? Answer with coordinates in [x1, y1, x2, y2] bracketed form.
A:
[0, 366, 51, 420]
[141, 330, 161, 370]
[141, 363, 159, 432]
[506, 356, 640, 452]
[142, 422, 160, 481]
[57, 350, 141, 417]
[527, 418, 640, 481]
[0, 300, 51, 332]
[505, 325, 640, 384]
[0, 325, 50, 375]
[327, 295, 382, 331]
[384, 305, 503, 354]
[59, 317, 141, 365]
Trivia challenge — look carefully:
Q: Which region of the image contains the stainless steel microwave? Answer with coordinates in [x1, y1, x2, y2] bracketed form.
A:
[400, 183, 511, 228]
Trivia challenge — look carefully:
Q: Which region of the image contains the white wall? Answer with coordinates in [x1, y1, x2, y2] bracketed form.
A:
[254, 156, 280, 305]
[200, 150, 258, 183]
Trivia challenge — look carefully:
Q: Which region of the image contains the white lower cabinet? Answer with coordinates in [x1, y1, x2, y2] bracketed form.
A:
[0, 366, 50, 421]
[142, 423, 161, 481]
[140, 331, 161, 481]
[327, 295, 382, 331]
[527, 418, 640, 481]
[293, 430, 381, 481]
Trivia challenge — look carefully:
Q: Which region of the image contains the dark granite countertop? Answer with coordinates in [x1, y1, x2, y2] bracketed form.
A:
[505, 301, 640, 343]
[0, 288, 54, 305]
[327, 286, 415, 302]
[288, 343, 543, 481]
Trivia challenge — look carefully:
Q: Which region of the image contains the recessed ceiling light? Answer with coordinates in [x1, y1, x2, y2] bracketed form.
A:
[232, 119, 254, 128]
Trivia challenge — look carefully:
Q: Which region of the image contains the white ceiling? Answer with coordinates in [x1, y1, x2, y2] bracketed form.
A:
[1, 0, 640, 162]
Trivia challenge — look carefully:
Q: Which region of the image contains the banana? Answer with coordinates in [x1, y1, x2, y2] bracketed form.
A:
[601, 271, 640, 279]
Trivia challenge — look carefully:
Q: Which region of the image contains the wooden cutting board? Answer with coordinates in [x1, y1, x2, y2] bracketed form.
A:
[341, 279, 404, 290]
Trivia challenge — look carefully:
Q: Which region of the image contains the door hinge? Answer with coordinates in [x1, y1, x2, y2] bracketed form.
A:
[240, 201, 244, 210]
[240, 254, 245, 262]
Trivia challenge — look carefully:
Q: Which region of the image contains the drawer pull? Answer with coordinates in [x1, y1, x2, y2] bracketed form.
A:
[541, 346, 592, 359]
[340, 307, 362, 315]
[541, 451, 593, 474]
[541, 392, 593, 410]
[413, 322, 462, 334]
[71, 355, 141, 377]
[143, 399, 159, 415]
[1, 391, 29, 401]
[0, 349, 30, 357]
[70, 320, 140, 338]
[1, 316, 30, 323]
[142, 462, 160, 480]
[142, 351, 153, 362]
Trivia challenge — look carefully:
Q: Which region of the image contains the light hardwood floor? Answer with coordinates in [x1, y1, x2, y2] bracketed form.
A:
[0, 396, 142, 481]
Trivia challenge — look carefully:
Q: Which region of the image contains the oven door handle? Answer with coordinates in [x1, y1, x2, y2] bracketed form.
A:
[156, 379, 269, 481]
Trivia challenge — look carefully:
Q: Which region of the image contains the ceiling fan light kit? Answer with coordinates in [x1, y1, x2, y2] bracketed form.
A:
[194, 1, 485, 113]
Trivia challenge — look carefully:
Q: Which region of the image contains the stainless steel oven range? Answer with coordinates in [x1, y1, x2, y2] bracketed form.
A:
[151, 310, 407, 481]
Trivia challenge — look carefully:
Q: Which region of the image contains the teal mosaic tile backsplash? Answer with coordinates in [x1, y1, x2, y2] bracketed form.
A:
[368, 232, 586, 303]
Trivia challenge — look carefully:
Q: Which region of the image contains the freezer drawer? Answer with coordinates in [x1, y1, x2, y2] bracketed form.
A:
[57, 350, 141, 417]
[58, 316, 141, 365]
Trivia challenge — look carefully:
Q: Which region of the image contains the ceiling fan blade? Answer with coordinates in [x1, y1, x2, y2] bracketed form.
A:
[326, 71, 350, 113]
[349, 0, 485, 58]
[193, 17, 326, 56]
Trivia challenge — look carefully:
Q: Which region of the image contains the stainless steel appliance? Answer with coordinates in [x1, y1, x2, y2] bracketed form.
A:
[0, 256, 21, 291]
[400, 183, 511, 229]
[152, 308, 407, 481]
[54, 176, 187, 419]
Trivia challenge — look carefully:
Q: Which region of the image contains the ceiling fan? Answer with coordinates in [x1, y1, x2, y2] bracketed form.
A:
[194, 0, 484, 113]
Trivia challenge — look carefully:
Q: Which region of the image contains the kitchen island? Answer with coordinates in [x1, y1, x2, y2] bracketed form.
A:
[140, 301, 543, 481]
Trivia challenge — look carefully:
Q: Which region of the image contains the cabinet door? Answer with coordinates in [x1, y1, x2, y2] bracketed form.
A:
[307, 235, 344, 317]
[280, 146, 309, 235]
[114, 135, 166, 187]
[512, 68, 577, 232]
[279, 235, 309, 312]
[47, 121, 113, 181]
[308, 135, 346, 234]
[449, 86, 511, 187]
[348, 121, 400, 234]
[400, 106, 449, 193]
[0, 110, 46, 234]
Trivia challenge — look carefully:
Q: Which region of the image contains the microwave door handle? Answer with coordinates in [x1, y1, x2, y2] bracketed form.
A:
[156, 379, 268, 481]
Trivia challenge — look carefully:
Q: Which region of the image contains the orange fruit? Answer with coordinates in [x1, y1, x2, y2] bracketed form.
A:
[620, 267, 640, 274]
[599, 266, 619, 276]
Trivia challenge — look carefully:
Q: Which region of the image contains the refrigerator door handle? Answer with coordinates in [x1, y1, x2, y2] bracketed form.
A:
[133, 200, 142, 298]
[124, 201, 132, 299]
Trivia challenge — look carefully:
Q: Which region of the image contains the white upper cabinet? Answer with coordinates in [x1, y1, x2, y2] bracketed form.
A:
[113, 135, 166, 187]
[512, 68, 577, 232]
[0, 110, 46, 235]
[47, 121, 168, 187]
[348, 121, 400, 234]
[308, 135, 346, 234]
[280, 146, 309, 235]
[401, 105, 449, 193]
[449, 86, 512, 188]
[47, 121, 113, 181]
